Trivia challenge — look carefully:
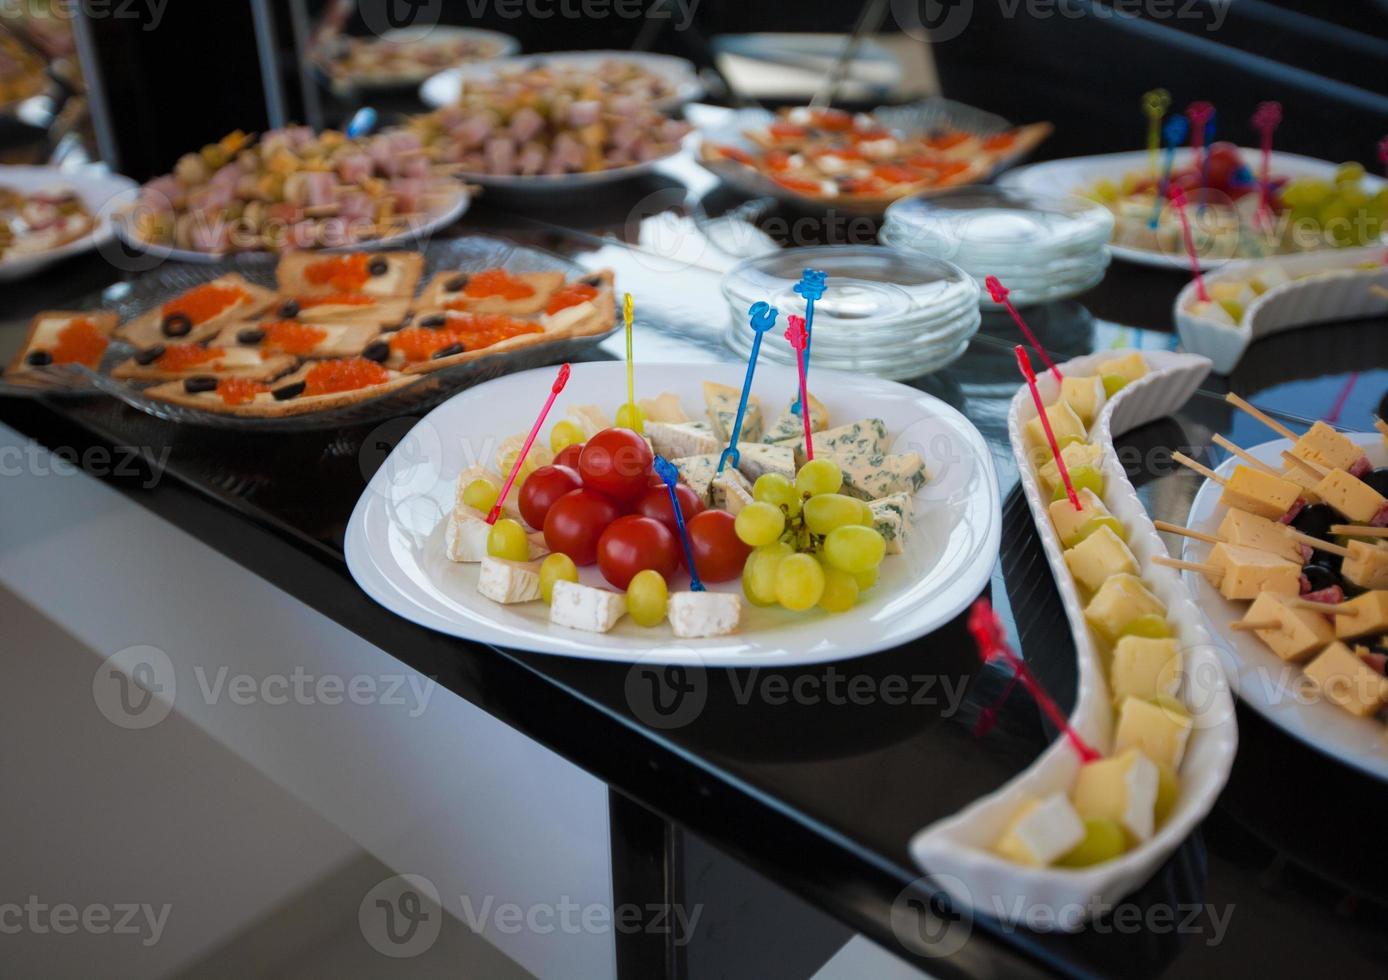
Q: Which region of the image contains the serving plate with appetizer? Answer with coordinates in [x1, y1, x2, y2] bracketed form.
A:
[0, 165, 138, 282]
[1173, 401, 1388, 781]
[345, 360, 1000, 665]
[314, 25, 519, 95]
[910, 347, 1236, 930]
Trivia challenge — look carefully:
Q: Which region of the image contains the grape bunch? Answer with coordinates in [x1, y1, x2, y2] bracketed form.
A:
[734, 458, 887, 613]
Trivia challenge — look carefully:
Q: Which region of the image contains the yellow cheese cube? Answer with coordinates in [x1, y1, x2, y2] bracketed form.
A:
[1063, 525, 1139, 593]
[1216, 508, 1303, 563]
[1303, 642, 1388, 718]
[1113, 697, 1193, 771]
[1048, 488, 1120, 548]
[1242, 592, 1334, 662]
[1333, 590, 1388, 640]
[1036, 442, 1103, 496]
[1084, 574, 1167, 643]
[993, 794, 1086, 867]
[1291, 421, 1364, 472]
[1312, 469, 1386, 524]
[1071, 748, 1159, 844]
[1277, 461, 1324, 503]
[1205, 543, 1301, 600]
[1095, 352, 1148, 386]
[1342, 540, 1388, 591]
[1110, 636, 1182, 703]
[1025, 400, 1088, 451]
[1219, 465, 1302, 521]
[1055, 376, 1107, 427]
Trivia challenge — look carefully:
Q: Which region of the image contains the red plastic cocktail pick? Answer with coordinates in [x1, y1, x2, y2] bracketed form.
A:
[1168, 185, 1210, 302]
[487, 362, 571, 524]
[1185, 101, 1214, 169]
[1251, 101, 1282, 231]
[784, 314, 814, 461]
[1326, 371, 1358, 425]
[987, 275, 1062, 381]
[1378, 136, 1388, 179]
[1015, 345, 1080, 511]
[968, 598, 1101, 764]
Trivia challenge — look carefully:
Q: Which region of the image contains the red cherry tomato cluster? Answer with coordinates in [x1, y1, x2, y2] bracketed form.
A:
[521, 427, 750, 588]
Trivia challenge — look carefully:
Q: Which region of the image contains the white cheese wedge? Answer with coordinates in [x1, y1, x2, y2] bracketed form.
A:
[445, 505, 493, 562]
[868, 492, 914, 555]
[704, 381, 762, 443]
[668, 591, 742, 638]
[735, 443, 796, 484]
[494, 434, 554, 476]
[566, 404, 611, 437]
[638, 392, 688, 423]
[549, 580, 626, 633]
[673, 454, 721, 503]
[835, 451, 928, 501]
[454, 466, 520, 513]
[1071, 748, 1159, 844]
[993, 793, 1086, 867]
[647, 420, 720, 460]
[793, 418, 888, 468]
[711, 469, 754, 514]
[477, 556, 542, 604]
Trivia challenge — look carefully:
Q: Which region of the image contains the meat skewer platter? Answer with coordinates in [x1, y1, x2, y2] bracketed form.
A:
[313, 25, 520, 96]
[1172, 396, 1388, 781]
[0, 165, 138, 282]
[0, 237, 620, 429]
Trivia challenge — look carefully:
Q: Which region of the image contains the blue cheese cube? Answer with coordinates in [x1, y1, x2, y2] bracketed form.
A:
[835, 451, 927, 500]
[868, 492, 914, 555]
[711, 469, 754, 514]
[668, 591, 742, 637]
[704, 381, 762, 443]
[549, 580, 626, 632]
[477, 556, 543, 604]
[794, 418, 887, 468]
[735, 443, 796, 483]
[673, 454, 721, 503]
[647, 420, 720, 459]
[763, 392, 830, 445]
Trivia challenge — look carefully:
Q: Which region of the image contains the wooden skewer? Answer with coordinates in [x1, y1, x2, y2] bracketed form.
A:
[1281, 450, 1328, 478]
[1369, 284, 1388, 302]
[1291, 597, 1356, 616]
[1154, 519, 1221, 545]
[1374, 416, 1388, 438]
[1153, 555, 1217, 576]
[1285, 529, 1351, 557]
[1172, 452, 1224, 485]
[1331, 524, 1388, 538]
[1230, 620, 1280, 632]
[1225, 392, 1297, 441]
[1212, 433, 1279, 475]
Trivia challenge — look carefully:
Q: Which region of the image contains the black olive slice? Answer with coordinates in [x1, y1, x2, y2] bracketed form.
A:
[25, 350, 53, 366]
[444, 274, 469, 292]
[368, 257, 389, 276]
[432, 343, 465, 359]
[278, 300, 301, 319]
[236, 328, 265, 345]
[419, 314, 448, 329]
[183, 376, 218, 394]
[272, 381, 306, 401]
[362, 340, 391, 363]
[162, 313, 193, 337]
[134, 345, 165, 365]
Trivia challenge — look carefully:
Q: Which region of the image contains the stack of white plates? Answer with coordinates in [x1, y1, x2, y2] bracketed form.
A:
[881, 188, 1115, 307]
[720, 246, 981, 381]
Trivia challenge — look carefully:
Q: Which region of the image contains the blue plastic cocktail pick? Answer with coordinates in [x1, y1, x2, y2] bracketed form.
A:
[790, 269, 826, 417]
[1149, 115, 1189, 230]
[346, 107, 378, 140]
[653, 454, 703, 592]
[717, 301, 779, 475]
[1198, 109, 1217, 214]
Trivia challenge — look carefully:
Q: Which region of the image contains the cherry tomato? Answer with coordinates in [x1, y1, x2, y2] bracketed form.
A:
[578, 428, 653, 503]
[543, 487, 621, 566]
[554, 442, 585, 471]
[633, 485, 704, 535]
[596, 515, 679, 590]
[686, 509, 752, 583]
[518, 464, 582, 530]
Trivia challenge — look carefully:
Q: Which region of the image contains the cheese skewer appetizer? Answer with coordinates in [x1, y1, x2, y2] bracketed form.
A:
[1226, 392, 1371, 476]
[1211, 433, 1281, 475]
[1173, 452, 1305, 522]
[1155, 514, 1306, 564]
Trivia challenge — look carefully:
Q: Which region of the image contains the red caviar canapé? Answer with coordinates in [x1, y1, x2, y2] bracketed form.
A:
[304, 254, 371, 291]
[767, 122, 806, 141]
[545, 283, 598, 316]
[216, 378, 269, 405]
[872, 164, 921, 184]
[49, 318, 108, 367]
[982, 132, 1018, 152]
[926, 131, 971, 151]
[156, 344, 223, 370]
[295, 293, 376, 309]
[260, 320, 328, 356]
[303, 358, 390, 396]
[773, 175, 822, 194]
[462, 268, 535, 301]
[162, 284, 247, 325]
[389, 314, 540, 362]
[715, 145, 753, 165]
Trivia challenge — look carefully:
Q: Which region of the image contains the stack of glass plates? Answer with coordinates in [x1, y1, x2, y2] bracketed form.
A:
[881, 188, 1115, 307]
[720, 246, 981, 381]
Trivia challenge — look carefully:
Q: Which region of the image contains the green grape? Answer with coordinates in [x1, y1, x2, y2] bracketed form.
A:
[1335, 161, 1366, 185]
[463, 478, 500, 513]
[626, 569, 668, 626]
[1077, 514, 1126, 543]
[853, 565, 879, 590]
[1118, 613, 1172, 640]
[549, 419, 586, 453]
[803, 493, 863, 535]
[539, 553, 578, 603]
[1100, 374, 1128, 397]
[743, 543, 791, 607]
[735, 502, 786, 547]
[856, 500, 875, 526]
[1154, 763, 1179, 826]
[615, 401, 645, 433]
[795, 458, 842, 498]
[774, 553, 825, 611]
[1056, 818, 1126, 868]
[818, 567, 859, 613]
[1216, 299, 1244, 322]
[488, 518, 530, 561]
[822, 525, 886, 574]
[753, 473, 801, 517]
[1050, 464, 1104, 503]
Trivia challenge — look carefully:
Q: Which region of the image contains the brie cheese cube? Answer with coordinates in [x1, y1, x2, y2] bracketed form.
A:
[1291, 421, 1363, 473]
[1312, 468, 1386, 524]
[673, 454, 720, 503]
[1034, 442, 1103, 496]
[638, 392, 689, 423]
[456, 465, 517, 511]
[549, 580, 626, 633]
[704, 381, 762, 443]
[1113, 696, 1192, 771]
[527, 531, 550, 560]
[1110, 636, 1182, 704]
[477, 556, 543, 604]
[1243, 592, 1333, 661]
[647, 420, 720, 459]
[868, 492, 914, 555]
[1024, 401, 1087, 451]
[1084, 573, 1166, 643]
[1220, 465, 1301, 521]
[445, 505, 493, 562]
[1056, 376, 1107, 428]
[993, 794, 1086, 867]
[495, 434, 554, 479]
[1071, 748, 1159, 844]
[794, 418, 887, 467]
[710, 469, 754, 514]
[1216, 508, 1303, 563]
[1205, 543, 1301, 600]
[735, 443, 796, 484]
[1303, 641, 1388, 717]
[1063, 524, 1138, 593]
[668, 591, 742, 638]
[834, 451, 927, 501]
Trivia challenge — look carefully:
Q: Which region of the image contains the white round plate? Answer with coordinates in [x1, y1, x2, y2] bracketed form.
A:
[328, 26, 520, 92]
[111, 184, 471, 265]
[1000, 149, 1385, 270]
[420, 49, 702, 112]
[0, 166, 138, 282]
[1182, 432, 1388, 782]
[345, 361, 1001, 666]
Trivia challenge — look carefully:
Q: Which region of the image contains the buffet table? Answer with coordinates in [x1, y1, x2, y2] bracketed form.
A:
[3, 176, 1387, 980]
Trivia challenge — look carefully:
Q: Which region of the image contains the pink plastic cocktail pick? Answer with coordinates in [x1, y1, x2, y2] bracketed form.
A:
[1015, 345, 1080, 512]
[1186, 101, 1214, 171]
[784, 315, 814, 461]
[987, 275, 1062, 381]
[487, 363, 571, 524]
[967, 599, 1101, 764]
[1168, 185, 1210, 302]
[1251, 101, 1282, 231]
